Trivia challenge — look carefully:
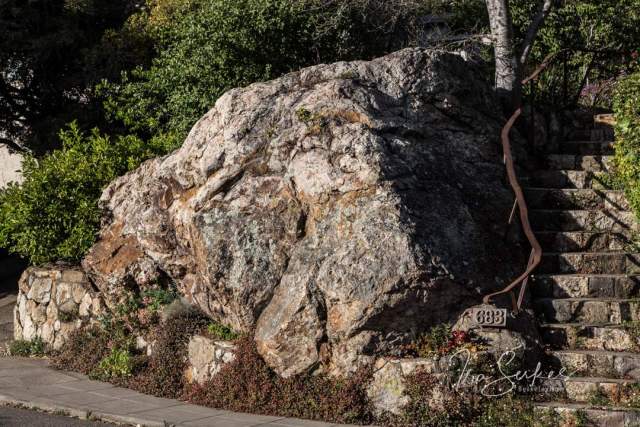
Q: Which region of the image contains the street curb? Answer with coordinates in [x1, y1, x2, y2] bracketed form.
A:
[0, 394, 168, 426]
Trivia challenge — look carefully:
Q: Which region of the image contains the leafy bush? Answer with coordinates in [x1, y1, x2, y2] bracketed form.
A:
[0, 123, 168, 264]
[206, 322, 239, 341]
[9, 337, 45, 357]
[141, 288, 178, 313]
[91, 347, 135, 381]
[511, 0, 640, 108]
[99, 0, 435, 146]
[613, 72, 640, 220]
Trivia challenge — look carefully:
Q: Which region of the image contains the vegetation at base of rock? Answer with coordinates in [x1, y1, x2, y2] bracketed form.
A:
[0, 124, 168, 264]
[52, 327, 111, 374]
[8, 337, 45, 357]
[128, 310, 209, 398]
[91, 347, 135, 381]
[613, 72, 640, 222]
[205, 322, 239, 341]
[403, 324, 477, 357]
[184, 336, 374, 425]
[141, 288, 177, 313]
[52, 315, 569, 426]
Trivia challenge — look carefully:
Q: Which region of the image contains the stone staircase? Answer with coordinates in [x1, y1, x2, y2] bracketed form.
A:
[525, 116, 640, 425]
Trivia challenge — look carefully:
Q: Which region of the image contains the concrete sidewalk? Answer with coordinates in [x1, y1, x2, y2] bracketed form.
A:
[0, 357, 349, 427]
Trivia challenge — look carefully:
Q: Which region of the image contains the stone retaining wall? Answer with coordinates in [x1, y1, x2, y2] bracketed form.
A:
[14, 266, 104, 350]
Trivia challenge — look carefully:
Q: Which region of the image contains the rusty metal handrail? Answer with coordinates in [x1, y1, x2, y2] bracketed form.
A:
[482, 52, 564, 311]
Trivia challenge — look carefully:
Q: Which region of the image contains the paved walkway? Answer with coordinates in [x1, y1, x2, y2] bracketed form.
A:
[0, 357, 346, 427]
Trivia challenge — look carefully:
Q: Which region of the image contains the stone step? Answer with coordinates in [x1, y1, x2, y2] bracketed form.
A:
[543, 155, 613, 171]
[525, 188, 629, 211]
[564, 128, 615, 142]
[532, 274, 640, 299]
[525, 170, 615, 189]
[536, 231, 631, 252]
[560, 377, 638, 402]
[551, 351, 640, 380]
[534, 298, 640, 324]
[559, 141, 615, 155]
[565, 128, 594, 140]
[531, 209, 638, 233]
[541, 323, 638, 351]
[535, 402, 640, 427]
[538, 253, 640, 275]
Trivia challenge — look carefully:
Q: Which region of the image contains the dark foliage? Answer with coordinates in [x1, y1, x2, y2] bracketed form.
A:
[0, 0, 150, 152]
[51, 326, 111, 374]
[127, 309, 209, 398]
[185, 336, 374, 425]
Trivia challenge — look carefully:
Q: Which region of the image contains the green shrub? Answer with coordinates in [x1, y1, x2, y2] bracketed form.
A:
[91, 347, 135, 381]
[142, 288, 178, 312]
[9, 337, 45, 357]
[58, 308, 80, 323]
[206, 322, 239, 341]
[99, 0, 434, 146]
[613, 72, 640, 221]
[0, 123, 167, 264]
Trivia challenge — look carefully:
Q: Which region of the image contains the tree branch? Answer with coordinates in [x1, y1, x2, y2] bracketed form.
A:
[0, 137, 30, 154]
[519, 0, 553, 67]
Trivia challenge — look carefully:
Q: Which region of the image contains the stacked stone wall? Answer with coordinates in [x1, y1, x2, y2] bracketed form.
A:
[14, 266, 104, 350]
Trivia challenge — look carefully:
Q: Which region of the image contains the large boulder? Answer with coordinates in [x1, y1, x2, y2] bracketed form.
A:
[83, 48, 524, 377]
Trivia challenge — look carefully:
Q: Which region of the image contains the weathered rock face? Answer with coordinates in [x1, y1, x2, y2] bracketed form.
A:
[83, 48, 523, 377]
[185, 335, 236, 385]
[14, 266, 104, 350]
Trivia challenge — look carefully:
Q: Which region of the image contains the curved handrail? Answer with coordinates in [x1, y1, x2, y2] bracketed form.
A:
[482, 51, 564, 311]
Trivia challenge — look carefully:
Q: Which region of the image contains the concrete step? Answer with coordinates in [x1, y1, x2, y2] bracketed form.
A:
[535, 402, 640, 427]
[560, 377, 638, 402]
[564, 127, 615, 141]
[536, 231, 631, 252]
[559, 141, 615, 155]
[532, 274, 640, 299]
[534, 298, 640, 324]
[543, 155, 613, 171]
[525, 188, 629, 211]
[538, 253, 640, 275]
[531, 209, 638, 233]
[541, 323, 638, 351]
[550, 351, 640, 380]
[525, 170, 615, 189]
[565, 128, 594, 140]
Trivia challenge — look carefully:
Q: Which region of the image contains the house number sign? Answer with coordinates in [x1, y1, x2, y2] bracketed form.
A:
[469, 307, 507, 327]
